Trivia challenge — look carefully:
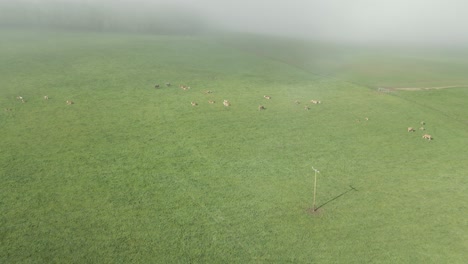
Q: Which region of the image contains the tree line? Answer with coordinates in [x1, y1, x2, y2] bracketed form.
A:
[0, 1, 207, 34]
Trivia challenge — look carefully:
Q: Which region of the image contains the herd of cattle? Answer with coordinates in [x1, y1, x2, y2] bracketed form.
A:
[157, 82, 436, 141]
[6, 83, 434, 142]
[12, 95, 73, 105]
[408, 121, 433, 141]
[157, 83, 323, 112]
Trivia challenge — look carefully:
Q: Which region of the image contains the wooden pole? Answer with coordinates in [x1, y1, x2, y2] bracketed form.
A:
[312, 167, 319, 211]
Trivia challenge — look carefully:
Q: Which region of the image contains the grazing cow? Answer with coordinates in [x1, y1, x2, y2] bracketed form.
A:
[264, 95, 271, 99]
[208, 100, 215, 104]
[191, 102, 198, 106]
[294, 100, 300, 104]
[422, 134, 433, 140]
[66, 100, 74, 105]
[180, 85, 190, 91]
[310, 100, 321, 104]
[258, 105, 265, 110]
[420, 121, 425, 125]
[155, 84, 160, 88]
[44, 96, 49, 100]
[408, 127, 415, 132]
[204, 90, 213, 94]
[419, 127, 425, 130]
[16, 96, 23, 100]
[223, 100, 231, 107]
[165, 83, 171, 87]
[304, 106, 310, 110]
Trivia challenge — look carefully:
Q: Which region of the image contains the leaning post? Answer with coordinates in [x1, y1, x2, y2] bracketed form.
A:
[312, 166, 320, 211]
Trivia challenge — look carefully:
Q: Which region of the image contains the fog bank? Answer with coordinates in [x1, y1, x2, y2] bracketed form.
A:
[1, 0, 467, 46]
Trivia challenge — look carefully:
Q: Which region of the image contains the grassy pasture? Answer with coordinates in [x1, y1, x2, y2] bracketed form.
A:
[220, 33, 468, 89]
[1, 29, 467, 263]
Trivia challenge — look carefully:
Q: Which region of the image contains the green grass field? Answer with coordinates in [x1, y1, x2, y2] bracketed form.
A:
[220, 33, 468, 89]
[1, 29, 467, 263]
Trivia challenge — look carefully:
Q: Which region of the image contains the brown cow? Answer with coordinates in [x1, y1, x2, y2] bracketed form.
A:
[258, 105, 265, 110]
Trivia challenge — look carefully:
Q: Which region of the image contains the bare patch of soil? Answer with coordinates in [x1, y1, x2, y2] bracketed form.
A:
[307, 207, 324, 216]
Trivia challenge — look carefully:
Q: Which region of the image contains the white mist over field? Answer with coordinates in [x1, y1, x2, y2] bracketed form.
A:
[201, 0, 468, 45]
[1, 0, 467, 45]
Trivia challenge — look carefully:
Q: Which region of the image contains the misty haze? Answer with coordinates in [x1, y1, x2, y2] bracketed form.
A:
[1, 0, 468, 45]
[1, 0, 467, 263]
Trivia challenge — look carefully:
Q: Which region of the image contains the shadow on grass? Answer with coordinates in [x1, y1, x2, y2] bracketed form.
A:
[316, 185, 358, 210]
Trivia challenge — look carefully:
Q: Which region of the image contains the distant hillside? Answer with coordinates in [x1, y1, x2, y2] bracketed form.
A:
[218, 33, 468, 88]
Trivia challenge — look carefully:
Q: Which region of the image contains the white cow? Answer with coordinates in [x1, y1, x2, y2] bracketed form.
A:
[422, 134, 433, 140]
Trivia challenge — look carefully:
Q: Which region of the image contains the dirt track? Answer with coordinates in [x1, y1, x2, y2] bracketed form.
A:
[390, 85, 467, 91]
[379, 85, 468, 91]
